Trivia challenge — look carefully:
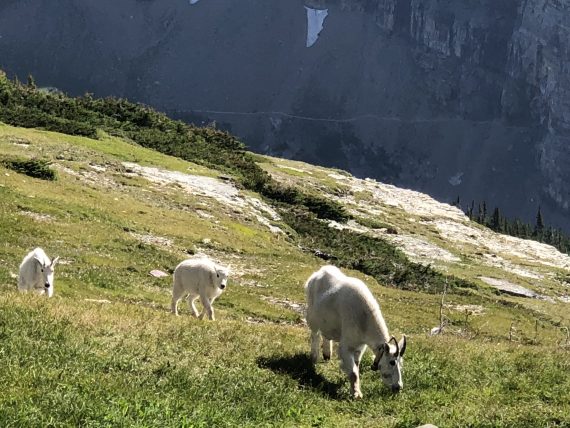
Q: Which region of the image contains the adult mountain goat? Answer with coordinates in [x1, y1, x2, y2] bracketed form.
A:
[305, 265, 406, 398]
[171, 257, 229, 320]
[18, 247, 60, 297]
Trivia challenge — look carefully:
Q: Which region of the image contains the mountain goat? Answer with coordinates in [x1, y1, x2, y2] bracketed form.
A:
[305, 265, 406, 398]
[171, 257, 229, 320]
[18, 248, 60, 298]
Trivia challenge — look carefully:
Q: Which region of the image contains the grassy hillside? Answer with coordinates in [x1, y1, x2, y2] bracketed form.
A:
[1, 123, 569, 427]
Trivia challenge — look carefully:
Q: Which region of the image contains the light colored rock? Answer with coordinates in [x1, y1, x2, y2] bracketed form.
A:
[149, 269, 169, 278]
[122, 162, 282, 233]
[479, 277, 537, 299]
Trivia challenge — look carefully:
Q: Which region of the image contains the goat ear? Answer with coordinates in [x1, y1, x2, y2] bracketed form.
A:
[51, 256, 60, 267]
[371, 346, 383, 371]
[398, 335, 407, 357]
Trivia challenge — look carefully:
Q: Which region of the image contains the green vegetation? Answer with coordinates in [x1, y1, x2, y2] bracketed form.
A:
[463, 199, 570, 255]
[1, 295, 568, 428]
[0, 71, 347, 223]
[283, 209, 475, 294]
[0, 86, 569, 426]
[1, 156, 57, 180]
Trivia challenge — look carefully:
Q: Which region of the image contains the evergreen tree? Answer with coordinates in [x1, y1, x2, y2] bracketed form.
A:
[452, 195, 461, 208]
[467, 200, 475, 220]
[534, 206, 545, 237]
[490, 207, 502, 232]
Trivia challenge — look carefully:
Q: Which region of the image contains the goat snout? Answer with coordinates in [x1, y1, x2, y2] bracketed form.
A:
[391, 384, 401, 394]
[220, 284, 226, 290]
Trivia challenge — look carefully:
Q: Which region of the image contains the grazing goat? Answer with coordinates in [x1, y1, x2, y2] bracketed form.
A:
[18, 248, 59, 298]
[171, 257, 229, 320]
[305, 265, 406, 398]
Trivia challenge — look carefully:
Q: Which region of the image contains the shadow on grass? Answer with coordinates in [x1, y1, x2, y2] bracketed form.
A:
[257, 353, 342, 399]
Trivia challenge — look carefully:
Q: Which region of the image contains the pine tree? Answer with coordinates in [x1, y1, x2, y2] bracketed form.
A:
[490, 207, 502, 232]
[534, 206, 545, 238]
[452, 195, 461, 208]
[481, 201, 488, 225]
[467, 200, 475, 220]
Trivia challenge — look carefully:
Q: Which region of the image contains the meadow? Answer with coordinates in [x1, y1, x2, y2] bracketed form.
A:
[0, 122, 569, 427]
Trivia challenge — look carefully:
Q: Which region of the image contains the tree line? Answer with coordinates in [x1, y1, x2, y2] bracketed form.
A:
[453, 197, 570, 254]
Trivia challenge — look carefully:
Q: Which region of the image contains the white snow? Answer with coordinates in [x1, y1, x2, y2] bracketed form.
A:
[305, 7, 328, 48]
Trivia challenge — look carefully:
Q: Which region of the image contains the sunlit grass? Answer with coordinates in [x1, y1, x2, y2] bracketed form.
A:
[0, 124, 569, 427]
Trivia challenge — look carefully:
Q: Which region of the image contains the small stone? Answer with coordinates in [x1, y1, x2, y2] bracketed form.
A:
[430, 326, 444, 336]
[150, 269, 169, 278]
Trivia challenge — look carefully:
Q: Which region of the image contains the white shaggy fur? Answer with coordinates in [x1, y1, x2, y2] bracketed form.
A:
[171, 257, 229, 320]
[305, 265, 406, 398]
[18, 248, 59, 298]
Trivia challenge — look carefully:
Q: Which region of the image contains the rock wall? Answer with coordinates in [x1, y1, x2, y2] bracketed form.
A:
[0, 0, 569, 228]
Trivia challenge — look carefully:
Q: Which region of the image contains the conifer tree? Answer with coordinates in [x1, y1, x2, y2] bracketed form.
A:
[490, 207, 502, 232]
[534, 206, 545, 237]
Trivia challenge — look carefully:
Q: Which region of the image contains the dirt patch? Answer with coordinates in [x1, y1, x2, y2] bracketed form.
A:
[84, 298, 112, 304]
[20, 210, 55, 222]
[130, 232, 173, 248]
[56, 164, 117, 189]
[447, 304, 485, 315]
[4, 135, 31, 147]
[261, 296, 305, 315]
[245, 316, 305, 326]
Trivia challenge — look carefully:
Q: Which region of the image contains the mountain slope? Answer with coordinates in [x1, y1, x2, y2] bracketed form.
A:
[1, 0, 570, 230]
[1, 123, 569, 427]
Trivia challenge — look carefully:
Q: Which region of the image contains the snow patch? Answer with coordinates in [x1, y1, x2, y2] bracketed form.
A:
[305, 7, 328, 47]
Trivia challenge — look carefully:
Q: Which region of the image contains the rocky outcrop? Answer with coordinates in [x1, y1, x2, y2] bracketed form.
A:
[0, 0, 569, 228]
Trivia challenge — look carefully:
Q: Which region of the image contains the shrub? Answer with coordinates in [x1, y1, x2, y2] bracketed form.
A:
[281, 208, 475, 293]
[1, 157, 57, 181]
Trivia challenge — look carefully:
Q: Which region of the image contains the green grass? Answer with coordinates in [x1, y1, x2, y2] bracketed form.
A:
[1, 124, 569, 427]
[0, 295, 568, 427]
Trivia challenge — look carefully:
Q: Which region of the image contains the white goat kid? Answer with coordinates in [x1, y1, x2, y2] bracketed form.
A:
[305, 265, 406, 398]
[171, 257, 229, 320]
[18, 248, 60, 297]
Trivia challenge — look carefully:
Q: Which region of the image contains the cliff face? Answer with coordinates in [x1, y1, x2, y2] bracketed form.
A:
[0, 0, 569, 228]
